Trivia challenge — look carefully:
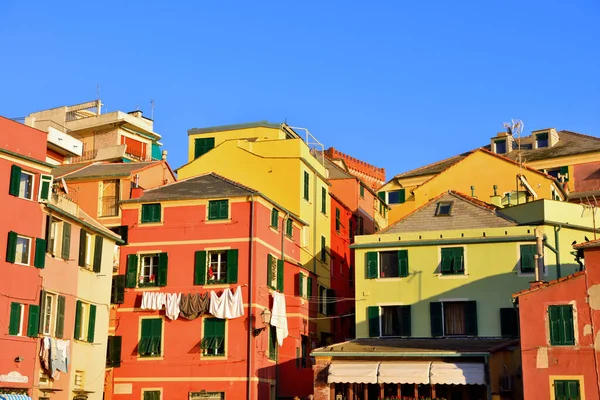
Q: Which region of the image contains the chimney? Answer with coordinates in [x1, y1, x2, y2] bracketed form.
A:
[128, 110, 143, 119]
[130, 187, 144, 199]
[490, 185, 502, 206]
[161, 150, 167, 161]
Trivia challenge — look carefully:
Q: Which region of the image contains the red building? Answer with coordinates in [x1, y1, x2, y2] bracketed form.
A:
[0, 117, 54, 398]
[109, 173, 318, 400]
[513, 241, 600, 400]
[329, 193, 356, 343]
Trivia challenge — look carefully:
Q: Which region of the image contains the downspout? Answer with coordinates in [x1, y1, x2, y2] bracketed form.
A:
[554, 225, 562, 279]
[276, 213, 288, 400]
[534, 228, 543, 282]
[484, 355, 492, 400]
[246, 195, 255, 400]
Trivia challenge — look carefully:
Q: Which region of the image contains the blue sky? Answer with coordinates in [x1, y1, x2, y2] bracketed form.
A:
[1, 0, 598, 179]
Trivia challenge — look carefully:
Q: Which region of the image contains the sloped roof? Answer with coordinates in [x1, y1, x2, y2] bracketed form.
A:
[123, 172, 257, 203]
[394, 130, 600, 180]
[512, 271, 585, 298]
[381, 191, 516, 234]
[188, 120, 283, 135]
[55, 161, 156, 180]
[312, 337, 518, 356]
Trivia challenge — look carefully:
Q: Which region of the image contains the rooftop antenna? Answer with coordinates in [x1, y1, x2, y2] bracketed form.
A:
[96, 84, 100, 100]
[151, 99, 155, 120]
[582, 196, 598, 240]
[504, 119, 524, 205]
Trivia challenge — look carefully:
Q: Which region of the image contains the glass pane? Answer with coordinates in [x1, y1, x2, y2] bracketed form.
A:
[19, 173, 33, 199]
[381, 306, 401, 336]
[207, 252, 227, 283]
[444, 302, 466, 335]
[16, 237, 30, 264]
[380, 251, 399, 278]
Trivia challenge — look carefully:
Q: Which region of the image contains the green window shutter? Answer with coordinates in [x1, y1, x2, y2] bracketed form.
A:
[111, 336, 123, 367]
[157, 252, 168, 286]
[321, 187, 327, 214]
[440, 248, 453, 273]
[400, 305, 411, 337]
[303, 171, 309, 200]
[366, 252, 378, 279]
[271, 208, 279, 228]
[307, 276, 313, 298]
[367, 306, 380, 337]
[126, 254, 139, 288]
[299, 274, 305, 297]
[140, 319, 152, 356]
[149, 319, 163, 355]
[208, 201, 218, 220]
[549, 306, 562, 345]
[9, 165, 22, 196]
[44, 215, 51, 251]
[561, 305, 575, 345]
[93, 236, 103, 272]
[453, 248, 464, 273]
[286, 219, 293, 237]
[55, 295, 66, 338]
[8, 303, 21, 335]
[141, 204, 149, 222]
[465, 301, 478, 336]
[335, 208, 340, 232]
[61, 222, 71, 259]
[360, 185, 365, 198]
[27, 305, 40, 337]
[115, 276, 126, 304]
[321, 236, 326, 262]
[377, 191, 385, 202]
[34, 238, 46, 268]
[398, 250, 409, 277]
[277, 259, 284, 292]
[398, 189, 406, 204]
[6, 231, 17, 263]
[554, 381, 566, 399]
[87, 304, 97, 343]
[227, 249, 238, 284]
[567, 381, 580, 399]
[78, 229, 87, 267]
[38, 290, 46, 334]
[267, 254, 274, 288]
[500, 308, 518, 337]
[520, 245, 535, 273]
[194, 251, 207, 285]
[430, 302, 443, 337]
[74, 300, 83, 340]
[111, 276, 118, 304]
[218, 200, 228, 219]
[39, 174, 53, 201]
[141, 204, 161, 223]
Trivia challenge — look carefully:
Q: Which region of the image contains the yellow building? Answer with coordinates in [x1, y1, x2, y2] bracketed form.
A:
[177, 121, 333, 326]
[312, 193, 597, 400]
[379, 148, 567, 223]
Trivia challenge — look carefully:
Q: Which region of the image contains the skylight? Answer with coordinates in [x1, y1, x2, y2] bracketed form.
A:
[435, 201, 453, 216]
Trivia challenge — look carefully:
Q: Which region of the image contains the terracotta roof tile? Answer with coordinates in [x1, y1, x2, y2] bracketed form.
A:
[512, 271, 586, 298]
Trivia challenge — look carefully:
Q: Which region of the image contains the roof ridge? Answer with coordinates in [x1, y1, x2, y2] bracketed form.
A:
[559, 130, 600, 141]
[394, 152, 471, 179]
[209, 172, 259, 193]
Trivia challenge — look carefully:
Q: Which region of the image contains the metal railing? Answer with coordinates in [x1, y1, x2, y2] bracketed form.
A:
[100, 196, 119, 217]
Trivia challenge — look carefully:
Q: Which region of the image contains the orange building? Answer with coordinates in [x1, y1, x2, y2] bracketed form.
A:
[108, 173, 318, 400]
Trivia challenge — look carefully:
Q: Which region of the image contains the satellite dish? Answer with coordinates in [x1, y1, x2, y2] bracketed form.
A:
[61, 178, 68, 194]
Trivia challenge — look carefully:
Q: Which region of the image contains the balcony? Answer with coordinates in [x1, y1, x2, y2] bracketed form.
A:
[100, 196, 119, 217]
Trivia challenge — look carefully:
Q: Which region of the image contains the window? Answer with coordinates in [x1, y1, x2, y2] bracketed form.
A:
[549, 305, 575, 346]
[320, 236, 327, 263]
[554, 380, 580, 400]
[270, 208, 279, 229]
[559, 166, 570, 182]
[8, 165, 34, 200]
[267, 254, 284, 291]
[536, 132, 549, 148]
[126, 252, 167, 288]
[38, 174, 53, 202]
[335, 208, 341, 232]
[85, 232, 93, 266]
[100, 180, 120, 217]
[381, 305, 411, 337]
[143, 391, 161, 400]
[520, 244, 536, 273]
[74, 370, 85, 390]
[500, 308, 519, 337]
[41, 292, 56, 336]
[208, 200, 228, 220]
[139, 254, 160, 287]
[440, 247, 464, 275]
[318, 286, 335, 316]
[285, 219, 293, 237]
[321, 187, 327, 214]
[74, 300, 97, 343]
[268, 326, 278, 360]
[194, 137, 215, 159]
[16, 235, 31, 265]
[194, 250, 238, 285]
[47, 218, 60, 255]
[303, 171, 309, 201]
[359, 185, 365, 198]
[202, 318, 225, 356]
[298, 273, 312, 299]
[8, 303, 24, 336]
[7, 231, 45, 268]
[430, 301, 478, 337]
[141, 203, 161, 223]
[494, 139, 507, 154]
[139, 318, 163, 357]
[78, 230, 102, 272]
[366, 250, 409, 279]
[435, 201, 453, 216]
[39, 291, 65, 338]
[357, 217, 364, 235]
[387, 189, 406, 204]
[111, 275, 126, 304]
[106, 336, 123, 367]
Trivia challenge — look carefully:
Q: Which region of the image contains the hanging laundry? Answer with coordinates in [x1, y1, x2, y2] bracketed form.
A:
[209, 287, 244, 319]
[209, 290, 227, 319]
[39, 337, 51, 372]
[141, 292, 167, 311]
[229, 286, 244, 319]
[180, 293, 210, 320]
[165, 293, 181, 320]
[270, 292, 288, 346]
[198, 292, 210, 315]
[56, 339, 70, 373]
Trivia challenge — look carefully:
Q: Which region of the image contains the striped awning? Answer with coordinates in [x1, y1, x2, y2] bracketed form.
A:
[328, 362, 380, 384]
[0, 395, 32, 400]
[378, 362, 431, 384]
[430, 362, 485, 385]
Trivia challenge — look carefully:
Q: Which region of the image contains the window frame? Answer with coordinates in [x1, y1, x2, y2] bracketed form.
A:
[139, 254, 161, 287]
[494, 139, 507, 154]
[202, 318, 226, 357]
[268, 325, 278, 360]
[207, 199, 229, 221]
[141, 203, 162, 224]
[139, 317, 163, 358]
[321, 187, 327, 214]
[440, 247, 465, 275]
[519, 244, 537, 274]
[553, 379, 581, 400]
[303, 171, 310, 201]
[380, 305, 411, 337]
[434, 201, 453, 216]
[41, 292, 58, 336]
[15, 235, 32, 266]
[85, 232, 93, 267]
[536, 132, 549, 148]
[8, 302, 25, 336]
[320, 235, 327, 263]
[335, 208, 341, 233]
[387, 189, 406, 205]
[548, 304, 575, 346]
[19, 170, 35, 200]
[270, 208, 279, 229]
[207, 250, 228, 284]
[359, 185, 365, 198]
[285, 219, 293, 238]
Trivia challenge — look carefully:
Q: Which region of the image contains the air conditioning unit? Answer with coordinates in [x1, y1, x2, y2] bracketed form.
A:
[500, 374, 513, 392]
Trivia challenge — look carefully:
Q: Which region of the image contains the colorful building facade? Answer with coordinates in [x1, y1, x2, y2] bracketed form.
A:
[109, 173, 318, 400]
[514, 239, 600, 400]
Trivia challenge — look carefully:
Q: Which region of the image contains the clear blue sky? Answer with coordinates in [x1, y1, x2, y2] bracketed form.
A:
[1, 0, 598, 179]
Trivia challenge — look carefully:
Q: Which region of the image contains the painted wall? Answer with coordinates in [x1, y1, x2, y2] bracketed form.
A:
[573, 161, 600, 192]
[517, 246, 600, 400]
[111, 197, 317, 400]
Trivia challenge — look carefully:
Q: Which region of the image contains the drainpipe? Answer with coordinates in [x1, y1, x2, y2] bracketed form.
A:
[246, 195, 255, 400]
[276, 213, 288, 400]
[554, 225, 562, 279]
[534, 228, 543, 282]
[484, 355, 492, 400]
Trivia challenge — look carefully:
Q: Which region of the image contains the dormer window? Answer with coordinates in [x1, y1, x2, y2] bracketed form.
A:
[435, 201, 453, 216]
[494, 139, 507, 154]
[536, 132, 549, 148]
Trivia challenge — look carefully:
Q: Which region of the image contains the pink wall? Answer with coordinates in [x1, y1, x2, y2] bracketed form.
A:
[573, 162, 600, 192]
[0, 116, 48, 161]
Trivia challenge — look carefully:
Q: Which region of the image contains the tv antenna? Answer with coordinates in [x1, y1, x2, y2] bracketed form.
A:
[151, 99, 155, 120]
[582, 196, 598, 240]
[504, 119, 524, 172]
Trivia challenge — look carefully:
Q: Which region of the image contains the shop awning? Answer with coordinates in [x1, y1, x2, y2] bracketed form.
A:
[328, 362, 380, 384]
[378, 362, 432, 384]
[430, 362, 485, 385]
[0, 395, 32, 400]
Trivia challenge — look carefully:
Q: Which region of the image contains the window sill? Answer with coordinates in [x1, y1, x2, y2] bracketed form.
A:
[133, 287, 161, 292]
[437, 273, 469, 279]
[139, 222, 163, 227]
[205, 219, 231, 225]
[79, 267, 97, 274]
[137, 356, 164, 361]
[74, 339, 93, 344]
[269, 226, 279, 234]
[374, 277, 406, 282]
[13, 262, 32, 267]
[267, 358, 277, 363]
[200, 355, 227, 360]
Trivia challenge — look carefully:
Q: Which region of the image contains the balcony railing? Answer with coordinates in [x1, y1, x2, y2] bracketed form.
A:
[124, 147, 153, 162]
[100, 196, 119, 217]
